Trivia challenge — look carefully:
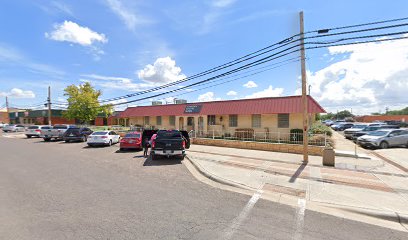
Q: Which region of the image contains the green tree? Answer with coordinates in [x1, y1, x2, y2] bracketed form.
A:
[63, 82, 113, 124]
[336, 110, 354, 119]
[386, 107, 408, 115]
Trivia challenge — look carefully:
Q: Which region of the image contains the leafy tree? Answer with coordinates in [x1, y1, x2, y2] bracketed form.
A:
[386, 107, 408, 115]
[336, 110, 354, 119]
[63, 82, 113, 124]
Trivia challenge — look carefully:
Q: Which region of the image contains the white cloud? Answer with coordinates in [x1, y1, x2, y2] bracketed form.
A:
[212, 0, 237, 8]
[0, 88, 35, 99]
[243, 80, 257, 88]
[245, 85, 284, 99]
[226, 90, 237, 96]
[51, 1, 73, 16]
[137, 57, 186, 84]
[0, 43, 64, 77]
[105, 0, 151, 30]
[306, 35, 408, 115]
[197, 92, 221, 102]
[45, 21, 107, 46]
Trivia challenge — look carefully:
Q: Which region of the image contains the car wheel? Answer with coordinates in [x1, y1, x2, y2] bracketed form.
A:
[82, 136, 86, 142]
[109, 140, 112, 146]
[65, 140, 70, 143]
[151, 153, 155, 161]
[379, 141, 389, 149]
[44, 138, 51, 142]
[26, 135, 31, 138]
[181, 155, 185, 160]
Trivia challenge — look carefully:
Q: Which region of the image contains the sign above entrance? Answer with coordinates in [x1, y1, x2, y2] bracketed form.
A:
[184, 105, 202, 113]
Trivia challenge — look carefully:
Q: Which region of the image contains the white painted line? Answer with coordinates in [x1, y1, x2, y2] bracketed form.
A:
[222, 189, 263, 240]
[292, 198, 306, 240]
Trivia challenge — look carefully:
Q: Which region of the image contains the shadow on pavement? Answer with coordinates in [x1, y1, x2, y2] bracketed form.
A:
[115, 149, 143, 153]
[143, 156, 182, 166]
[289, 163, 307, 183]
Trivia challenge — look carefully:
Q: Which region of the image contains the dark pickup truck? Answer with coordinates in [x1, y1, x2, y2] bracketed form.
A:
[150, 130, 190, 160]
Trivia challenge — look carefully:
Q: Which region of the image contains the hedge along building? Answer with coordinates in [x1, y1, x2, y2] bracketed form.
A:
[118, 95, 326, 136]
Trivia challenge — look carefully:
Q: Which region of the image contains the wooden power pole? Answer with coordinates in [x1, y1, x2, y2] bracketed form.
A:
[47, 86, 52, 125]
[5, 96, 9, 123]
[299, 11, 309, 163]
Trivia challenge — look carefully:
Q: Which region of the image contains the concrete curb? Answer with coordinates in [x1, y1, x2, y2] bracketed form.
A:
[335, 150, 371, 159]
[185, 156, 256, 192]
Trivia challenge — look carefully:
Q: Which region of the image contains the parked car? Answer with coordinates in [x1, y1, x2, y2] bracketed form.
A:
[357, 129, 408, 149]
[150, 129, 190, 160]
[87, 131, 120, 147]
[119, 131, 143, 151]
[25, 125, 51, 138]
[332, 123, 354, 131]
[63, 127, 93, 142]
[40, 124, 76, 141]
[3, 124, 25, 132]
[344, 124, 369, 139]
[323, 120, 334, 126]
[0, 123, 8, 128]
[351, 126, 383, 140]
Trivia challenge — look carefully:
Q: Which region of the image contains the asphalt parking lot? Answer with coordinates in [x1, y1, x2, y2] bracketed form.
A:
[1, 132, 407, 240]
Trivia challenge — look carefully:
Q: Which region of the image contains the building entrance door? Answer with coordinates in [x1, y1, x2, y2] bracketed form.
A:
[179, 117, 184, 130]
[198, 117, 204, 136]
[187, 117, 195, 131]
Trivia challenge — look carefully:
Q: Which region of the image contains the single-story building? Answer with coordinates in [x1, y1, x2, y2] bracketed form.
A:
[117, 95, 325, 136]
[8, 109, 75, 125]
[355, 115, 408, 123]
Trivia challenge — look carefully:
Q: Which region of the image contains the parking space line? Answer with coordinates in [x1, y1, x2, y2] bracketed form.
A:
[292, 198, 306, 240]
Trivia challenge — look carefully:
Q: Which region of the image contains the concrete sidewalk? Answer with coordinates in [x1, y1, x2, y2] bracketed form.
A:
[184, 145, 408, 232]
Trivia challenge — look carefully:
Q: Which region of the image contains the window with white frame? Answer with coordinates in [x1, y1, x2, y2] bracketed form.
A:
[251, 114, 261, 128]
[229, 115, 238, 127]
[169, 116, 175, 126]
[156, 116, 162, 125]
[278, 114, 290, 128]
[207, 115, 216, 125]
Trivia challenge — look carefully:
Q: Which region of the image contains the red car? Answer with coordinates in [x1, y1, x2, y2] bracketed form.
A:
[119, 132, 142, 151]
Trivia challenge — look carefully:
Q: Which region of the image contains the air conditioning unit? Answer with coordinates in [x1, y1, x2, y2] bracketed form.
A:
[175, 99, 187, 104]
[152, 101, 163, 106]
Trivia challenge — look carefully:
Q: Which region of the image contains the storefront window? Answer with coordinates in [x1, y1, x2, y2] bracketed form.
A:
[144, 116, 150, 125]
[207, 115, 216, 125]
[156, 116, 162, 125]
[229, 115, 238, 127]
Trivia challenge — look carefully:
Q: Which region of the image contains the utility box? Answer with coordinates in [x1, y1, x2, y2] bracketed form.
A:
[323, 147, 335, 166]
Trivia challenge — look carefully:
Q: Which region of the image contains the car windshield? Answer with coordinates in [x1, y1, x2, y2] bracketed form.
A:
[125, 133, 140, 138]
[53, 125, 68, 129]
[157, 130, 181, 139]
[41, 126, 51, 129]
[366, 131, 389, 136]
[28, 126, 39, 129]
[352, 125, 367, 128]
[65, 128, 80, 133]
[92, 132, 108, 135]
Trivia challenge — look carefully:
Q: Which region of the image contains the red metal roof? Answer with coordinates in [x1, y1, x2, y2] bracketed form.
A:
[119, 95, 326, 118]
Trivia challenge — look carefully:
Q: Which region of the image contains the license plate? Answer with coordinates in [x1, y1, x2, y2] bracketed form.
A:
[129, 140, 134, 143]
[164, 150, 173, 154]
[69, 134, 74, 136]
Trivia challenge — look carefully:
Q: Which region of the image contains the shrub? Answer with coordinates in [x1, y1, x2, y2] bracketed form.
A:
[310, 122, 332, 137]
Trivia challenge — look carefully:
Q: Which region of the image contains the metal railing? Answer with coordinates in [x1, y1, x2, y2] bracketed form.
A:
[189, 130, 328, 147]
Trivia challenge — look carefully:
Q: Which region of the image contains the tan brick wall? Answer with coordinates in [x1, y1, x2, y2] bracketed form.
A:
[191, 138, 324, 156]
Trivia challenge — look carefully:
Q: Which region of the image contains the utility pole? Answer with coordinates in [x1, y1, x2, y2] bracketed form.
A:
[5, 96, 9, 123]
[299, 11, 308, 163]
[47, 86, 52, 125]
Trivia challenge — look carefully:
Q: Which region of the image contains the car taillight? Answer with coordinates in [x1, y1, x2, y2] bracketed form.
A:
[151, 140, 155, 148]
[120, 139, 126, 143]
[101, 136, 108, 138]
[35, 130, 41, 132]
[182, 140, 186, 148]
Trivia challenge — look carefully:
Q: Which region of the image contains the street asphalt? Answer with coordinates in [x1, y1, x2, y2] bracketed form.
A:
[1, 132, 407, 240]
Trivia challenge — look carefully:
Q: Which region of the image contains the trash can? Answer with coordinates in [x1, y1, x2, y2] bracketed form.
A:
[322, 147, 335, 166]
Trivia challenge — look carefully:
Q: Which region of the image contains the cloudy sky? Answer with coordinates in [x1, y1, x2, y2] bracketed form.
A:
[0, 0, 407, 114]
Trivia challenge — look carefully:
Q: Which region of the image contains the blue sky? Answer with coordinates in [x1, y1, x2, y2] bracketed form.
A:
[1, 0, 408, 114]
